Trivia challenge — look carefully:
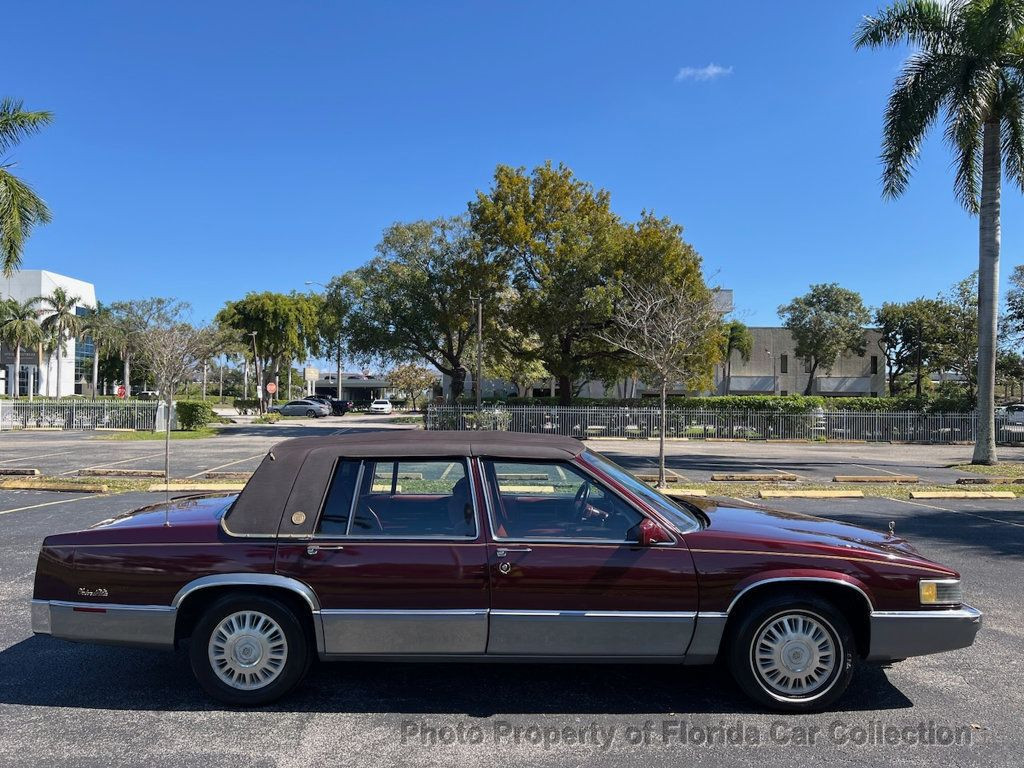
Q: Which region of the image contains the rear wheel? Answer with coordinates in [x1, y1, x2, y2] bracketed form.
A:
[305, 409, 316, 418]
[189, 594, 310, 706]
[727, 593, 856, 712]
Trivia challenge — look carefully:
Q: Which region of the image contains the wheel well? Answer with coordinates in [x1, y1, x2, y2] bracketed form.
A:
[174, 585, 318, 649]
[723, 581, 871, 658]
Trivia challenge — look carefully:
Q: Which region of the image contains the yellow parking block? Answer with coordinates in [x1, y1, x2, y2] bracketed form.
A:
[910, 491, 1016, 500]
[760, 490, 864, 499]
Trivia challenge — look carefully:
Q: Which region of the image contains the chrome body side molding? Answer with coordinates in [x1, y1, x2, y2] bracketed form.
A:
[319, 608, 488, 654]
[486, 609, 696, 656]
[726, 576, 875, 613]
[171, 573, 322, 611]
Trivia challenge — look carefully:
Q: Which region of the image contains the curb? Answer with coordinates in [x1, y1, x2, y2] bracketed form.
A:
[910, 491, 1016, 500]
[146, 482, 246, 493]
[833, 475, 919, 483]
[711, 473, 797, 482]
[759, 490, 864, 499]
[0, 479, 108, 492]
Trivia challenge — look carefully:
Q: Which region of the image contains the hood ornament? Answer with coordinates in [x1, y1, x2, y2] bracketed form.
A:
[888, 520, 896, 537]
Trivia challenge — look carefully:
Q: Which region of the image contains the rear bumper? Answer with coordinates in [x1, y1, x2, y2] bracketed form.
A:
[31, 599, 176, 651]
[868, 604, 982, 661]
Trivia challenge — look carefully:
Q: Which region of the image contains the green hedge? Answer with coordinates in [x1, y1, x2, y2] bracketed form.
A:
[232, 398, 260, 415]
[176, 400, 215, 431]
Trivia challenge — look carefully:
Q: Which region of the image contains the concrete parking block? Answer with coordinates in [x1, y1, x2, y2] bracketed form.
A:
[0, 468, 40, 476]
[910, 491, 1016, 499]
[759, 489, 864, 499]
[711, 472, 797, 481]
[0, 479, 107, 492]
[661, 488, 708, 497]
[146, 482, 246, 493]
[79, 468, 166, 478]
[833, 474, 919, 483]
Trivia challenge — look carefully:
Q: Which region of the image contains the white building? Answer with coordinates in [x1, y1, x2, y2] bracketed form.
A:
[1, 270, 97, 397]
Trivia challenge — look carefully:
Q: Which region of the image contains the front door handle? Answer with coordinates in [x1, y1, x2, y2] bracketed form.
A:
[306, 544, 345, 556]
[496, 547, 532, 558]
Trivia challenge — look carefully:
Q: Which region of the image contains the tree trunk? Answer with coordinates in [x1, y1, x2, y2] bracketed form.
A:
[973, 119, 1001, 465]
[123, 353, 131, 398]
[725, 353, 732, 395]
[13, 346, 20, 399]
[37, 342, 45, 397]
[658, 380, 668, 487]
[557, 375, 572, 406]
[91, 347, 99, 401]
[336, 349, 342, 399]
[449, 367, 467, 402]
[55, 338, 62, 398]
[803, 360, 818, 395]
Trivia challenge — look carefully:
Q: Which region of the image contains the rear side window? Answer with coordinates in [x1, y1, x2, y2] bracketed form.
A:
[316, 459, 475, 539]
[316, 460, 360, 535]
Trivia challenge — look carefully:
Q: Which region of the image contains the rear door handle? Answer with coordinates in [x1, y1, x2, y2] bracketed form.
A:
[496, 547, 532, 558]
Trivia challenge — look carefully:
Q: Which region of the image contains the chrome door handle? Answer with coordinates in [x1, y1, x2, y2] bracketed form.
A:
[496, 547, 532, 558]
[306, 544, 345, 556]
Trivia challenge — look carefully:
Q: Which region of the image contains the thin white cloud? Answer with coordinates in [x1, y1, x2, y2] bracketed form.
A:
[675, 63, 733, 82]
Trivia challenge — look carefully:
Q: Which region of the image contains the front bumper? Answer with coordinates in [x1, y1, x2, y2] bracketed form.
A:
[31, 599, 177, 651]
[868, 604, 982, 661]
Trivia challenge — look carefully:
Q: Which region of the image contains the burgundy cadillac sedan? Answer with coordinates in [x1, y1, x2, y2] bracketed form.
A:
[30, 432, 981, 711]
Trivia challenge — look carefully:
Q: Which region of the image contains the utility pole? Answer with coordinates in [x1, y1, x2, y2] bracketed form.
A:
[250, 331, 261, 412]
[470, 295, 483, 410]
[219, 355, 224, 403]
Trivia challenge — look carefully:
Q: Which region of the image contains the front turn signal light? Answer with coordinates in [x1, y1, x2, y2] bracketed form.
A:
[919, 579, 962, 606]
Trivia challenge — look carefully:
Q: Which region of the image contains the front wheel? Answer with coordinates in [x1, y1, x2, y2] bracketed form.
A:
[189, 594, 310, 706]
[726, 593, 856, 712]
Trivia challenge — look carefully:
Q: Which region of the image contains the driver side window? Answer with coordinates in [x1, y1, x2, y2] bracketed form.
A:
[483, 460, 643, 542]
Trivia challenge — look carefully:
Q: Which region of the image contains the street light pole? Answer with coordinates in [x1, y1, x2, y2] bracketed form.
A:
[249, 331, 261, 412]
[470, 295, 482, 410]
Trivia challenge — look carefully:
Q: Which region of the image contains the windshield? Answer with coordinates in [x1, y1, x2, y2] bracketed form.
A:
[580, 450, 702, 533]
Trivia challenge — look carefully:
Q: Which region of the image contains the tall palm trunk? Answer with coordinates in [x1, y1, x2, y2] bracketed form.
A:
[658, 379, 668, 487]
[54, 336, 62, 398]
[123, 351, 131, 398]
[12, 345, 20, 399]
[973, 119, 1001, 465]
[91, 347, 99, 400]
[37, 341, 45, 397]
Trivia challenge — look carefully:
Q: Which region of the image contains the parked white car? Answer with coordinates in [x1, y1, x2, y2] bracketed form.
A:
[999, 403, 1024, 424]
[369, 399, 393, 414]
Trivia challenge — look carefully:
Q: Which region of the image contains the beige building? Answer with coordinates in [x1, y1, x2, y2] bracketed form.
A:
[717, 326, 886, 397]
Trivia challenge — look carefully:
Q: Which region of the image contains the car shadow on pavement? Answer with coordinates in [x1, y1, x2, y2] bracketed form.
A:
[0, 636, 912, 714]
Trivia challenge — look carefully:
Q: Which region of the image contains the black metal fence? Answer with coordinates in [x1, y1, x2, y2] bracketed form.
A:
[0, 400, 159, 431]
[425, 406, 1016, 444]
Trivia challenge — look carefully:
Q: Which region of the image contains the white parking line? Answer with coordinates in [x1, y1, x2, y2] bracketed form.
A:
[186, 452, 267, 479]
[0, 449, 76, 465]
[885, 496, 1024, 528]
[0, 494, 112, 516]
[60, 451, 166, 476]
[853, 463, 903, 476]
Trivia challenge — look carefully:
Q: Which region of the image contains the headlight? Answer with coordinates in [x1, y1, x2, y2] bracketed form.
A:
[919, 578, 962, 606]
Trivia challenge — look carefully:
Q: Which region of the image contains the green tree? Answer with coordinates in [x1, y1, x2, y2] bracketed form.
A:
[720, 320, 753, 394]
[387, 363, 438, 410]
[0, 99, 52, 276]
[934, 274, 980, 394]
[470, 163, 625, 405]
[318, 275, 355, 399]
[855, 0, 1024, 464]
[215, 292, 322, 411]
[38, 287, 83, 398]
[996, 349, 1024, 398]
[875, 298, 950, 396]
[80, 302, 114, 400]
[108, 298, 183, 397]
[483, 329, 550, 398]
[0, 297, 42, 398]
[778, 284, 870, 395]
[341, 217, 505, 401]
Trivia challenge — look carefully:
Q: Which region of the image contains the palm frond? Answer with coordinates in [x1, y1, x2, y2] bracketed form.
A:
[1000, 72, 1024, 192]
[854, 0, 963, 50]
[880, 51, 958, 198]
[0, 98, 53, 155]
[0, 167, 51, 277]
[943, 60, 1001, 211]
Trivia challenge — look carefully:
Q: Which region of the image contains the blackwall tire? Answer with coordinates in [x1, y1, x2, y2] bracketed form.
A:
[189, 594, 310, 706]
[727, 593, 856, 712]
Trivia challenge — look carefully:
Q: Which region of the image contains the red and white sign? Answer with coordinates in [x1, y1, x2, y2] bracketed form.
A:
[116, 385, 127, 399]
[265, 381, 278, 395]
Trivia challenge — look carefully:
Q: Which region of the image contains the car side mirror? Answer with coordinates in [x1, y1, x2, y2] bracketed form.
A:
[637, 518, 672, 546]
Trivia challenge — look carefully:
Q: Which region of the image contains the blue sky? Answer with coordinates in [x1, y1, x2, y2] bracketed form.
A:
[7, 1, 1023, 339]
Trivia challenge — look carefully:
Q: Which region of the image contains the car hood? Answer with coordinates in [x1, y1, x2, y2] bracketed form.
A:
[701, 502, 924, 560]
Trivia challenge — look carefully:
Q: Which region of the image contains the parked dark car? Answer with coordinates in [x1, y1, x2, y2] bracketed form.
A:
[30, 432, 981, 710]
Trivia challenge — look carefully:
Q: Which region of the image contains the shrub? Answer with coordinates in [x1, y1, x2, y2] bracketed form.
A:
[175, 400, 215, 431]
[254, 412, 282, 424]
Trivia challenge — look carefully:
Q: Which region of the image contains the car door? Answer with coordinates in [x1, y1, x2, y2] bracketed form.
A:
[275, 456, 489, 655]
[480, 458, 699, 658]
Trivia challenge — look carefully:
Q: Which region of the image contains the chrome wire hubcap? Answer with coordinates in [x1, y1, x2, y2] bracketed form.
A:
[208, 611, 288, 690]
[752, 612, 837, 698]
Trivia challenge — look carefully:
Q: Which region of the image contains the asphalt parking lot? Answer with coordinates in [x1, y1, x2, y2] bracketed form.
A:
[0, 470, 1021, 766]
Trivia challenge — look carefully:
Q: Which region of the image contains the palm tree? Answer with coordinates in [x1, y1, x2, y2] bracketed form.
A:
[38, 287, 82, 398]
[0, 99, 53, 276]
[855, 0, 1024, 464]
[80, 302, 112, 400]
[0, 297, 42, 398]
[720, 320, 753, 394]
